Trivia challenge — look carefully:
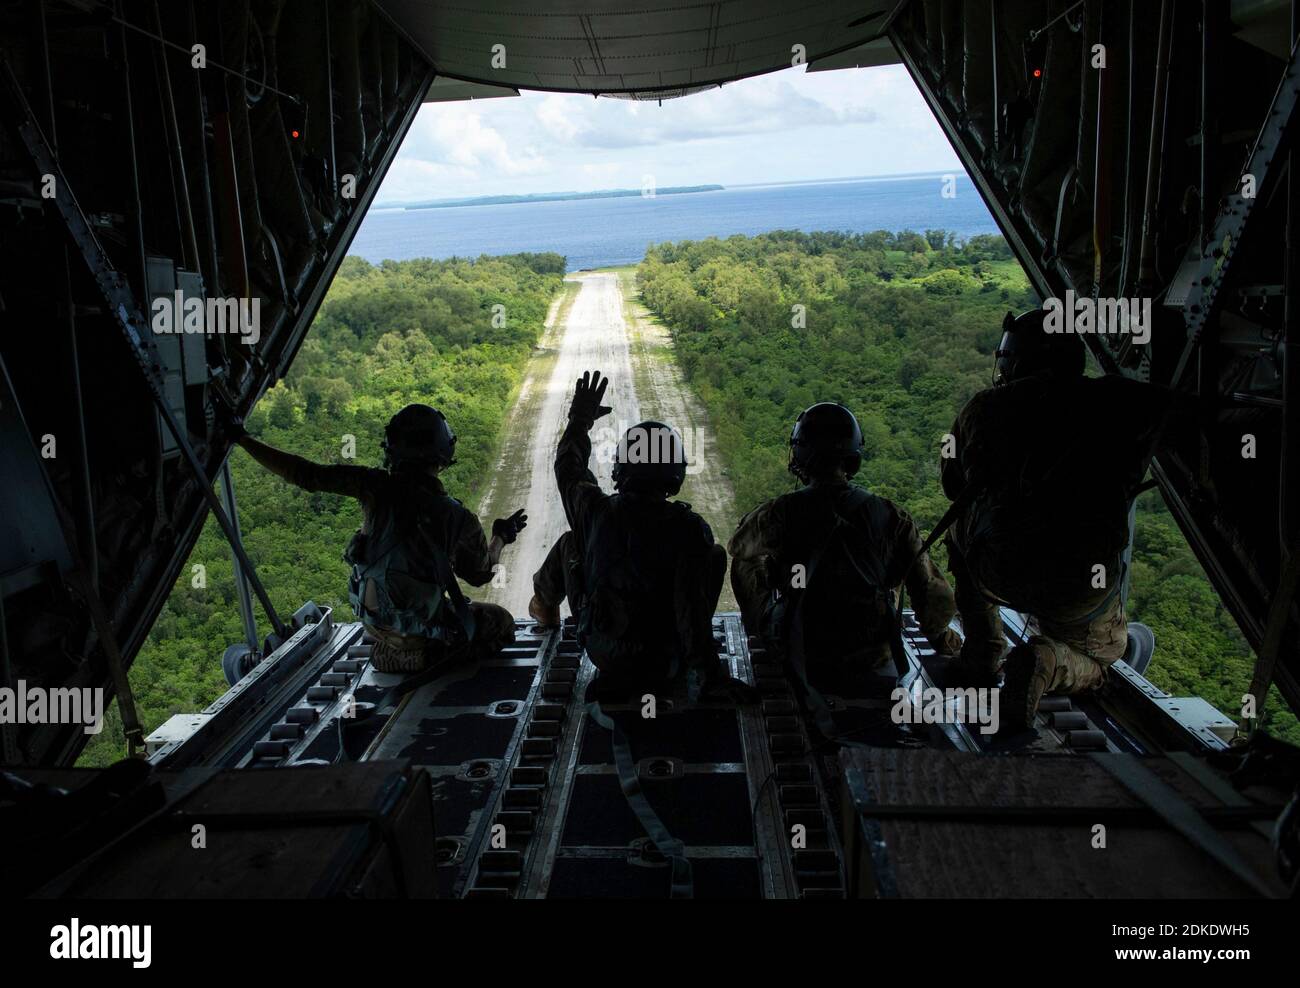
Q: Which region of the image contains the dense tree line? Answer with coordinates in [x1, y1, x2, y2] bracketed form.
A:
[79, 253, 564, 764]
[637, 230, 1298, 744]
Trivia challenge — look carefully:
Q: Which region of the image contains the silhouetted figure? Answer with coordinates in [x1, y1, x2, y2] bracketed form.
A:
[232, 404, 526, 673]
[943, 309, 1173, 728]
[730, 402, 960, 693]
[530, 370, 737, 695]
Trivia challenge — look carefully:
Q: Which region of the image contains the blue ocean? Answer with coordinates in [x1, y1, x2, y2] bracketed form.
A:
[349, 173, 999, 271]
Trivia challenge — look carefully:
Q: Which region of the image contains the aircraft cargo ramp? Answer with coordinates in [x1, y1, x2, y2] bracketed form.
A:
[9, 605, 1279, 900]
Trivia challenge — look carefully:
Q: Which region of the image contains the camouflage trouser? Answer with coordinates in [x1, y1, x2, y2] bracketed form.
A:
[1025, 591, 1128, 694]
[366, 602, 517, 674]
[946, 534, 1127, 694]
[532, 531, 585, 613]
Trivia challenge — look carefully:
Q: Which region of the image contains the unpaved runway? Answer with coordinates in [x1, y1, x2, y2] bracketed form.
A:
[477, 272, 641, 616]
[476, 270, 735, 615]
[618, 269, 738, 608]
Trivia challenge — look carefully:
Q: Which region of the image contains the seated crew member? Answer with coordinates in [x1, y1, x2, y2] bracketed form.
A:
[729, 402, 960, 691]
[529, 370, 741, 695]
[231, 403, 526, 673]
[942, 309, 1175, 729]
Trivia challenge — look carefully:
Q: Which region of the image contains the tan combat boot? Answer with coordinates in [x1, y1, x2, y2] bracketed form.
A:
[1000, 639, 1108, 731]
[528, 593, 561, 629]
[998, 642, 1056, 731]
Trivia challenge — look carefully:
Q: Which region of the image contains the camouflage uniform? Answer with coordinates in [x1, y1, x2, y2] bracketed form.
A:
[237, 438, 515, 673]
[532, 417, 725, 677]
[941, 374, 1176, 691]
[365, 604, 516, 674]
[728, 480, 960, 670]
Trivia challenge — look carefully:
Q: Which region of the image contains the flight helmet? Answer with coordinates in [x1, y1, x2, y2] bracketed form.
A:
[789, 402, 864, 483]
[382, 404, 456, 469]
[611, 420, 688, 496]
[993, 308, 1086, 386]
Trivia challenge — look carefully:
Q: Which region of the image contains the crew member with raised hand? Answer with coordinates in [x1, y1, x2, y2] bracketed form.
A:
[530, 370, 746, 698]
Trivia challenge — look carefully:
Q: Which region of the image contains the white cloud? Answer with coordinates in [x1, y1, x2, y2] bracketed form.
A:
[375, 65, 962, 204]
[535, 94, 581, 142]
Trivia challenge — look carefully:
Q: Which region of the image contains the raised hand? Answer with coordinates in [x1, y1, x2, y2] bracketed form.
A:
[492, 508, 528, 545]
[569, 370, 613, 423]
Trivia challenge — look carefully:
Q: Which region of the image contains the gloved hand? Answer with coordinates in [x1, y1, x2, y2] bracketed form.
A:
[569, 370, 612, 423]
[492, 509, 528, 545]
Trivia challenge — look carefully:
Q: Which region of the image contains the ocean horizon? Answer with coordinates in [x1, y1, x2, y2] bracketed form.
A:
[349, 172, 1000, 272]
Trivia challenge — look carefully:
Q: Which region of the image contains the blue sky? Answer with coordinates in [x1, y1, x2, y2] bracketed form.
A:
[375, 64, 963, 205]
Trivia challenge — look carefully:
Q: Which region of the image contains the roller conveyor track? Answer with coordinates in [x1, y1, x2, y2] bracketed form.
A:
[486, 615, 850, 899]
[223, 613, 851, 898]
[356, 629, 558, 898]
[147, 601, 1238, 899]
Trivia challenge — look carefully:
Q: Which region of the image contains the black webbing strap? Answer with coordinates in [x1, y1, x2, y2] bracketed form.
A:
[1088, 752, 1275, 897]
[918, 480, 983, 561]
[410, 495, 475, 643]
[585, 699, 693, 898]
[437, 550, 476, 643]
[374, 477, 477, 644]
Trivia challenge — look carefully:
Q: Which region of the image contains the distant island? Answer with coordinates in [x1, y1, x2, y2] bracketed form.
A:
[397, 185, 725, 210]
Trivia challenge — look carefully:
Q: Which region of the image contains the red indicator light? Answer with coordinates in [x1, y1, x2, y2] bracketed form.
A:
[1032, 68, 1042, 78]
[291, 129, 300, 139]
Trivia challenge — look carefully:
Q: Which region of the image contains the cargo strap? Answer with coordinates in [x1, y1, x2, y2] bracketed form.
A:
[915, 480, 982, 561]
[1088, 752, 1275, 897]
[443, 555, 475, 643]
[585, 700, 693, 899]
